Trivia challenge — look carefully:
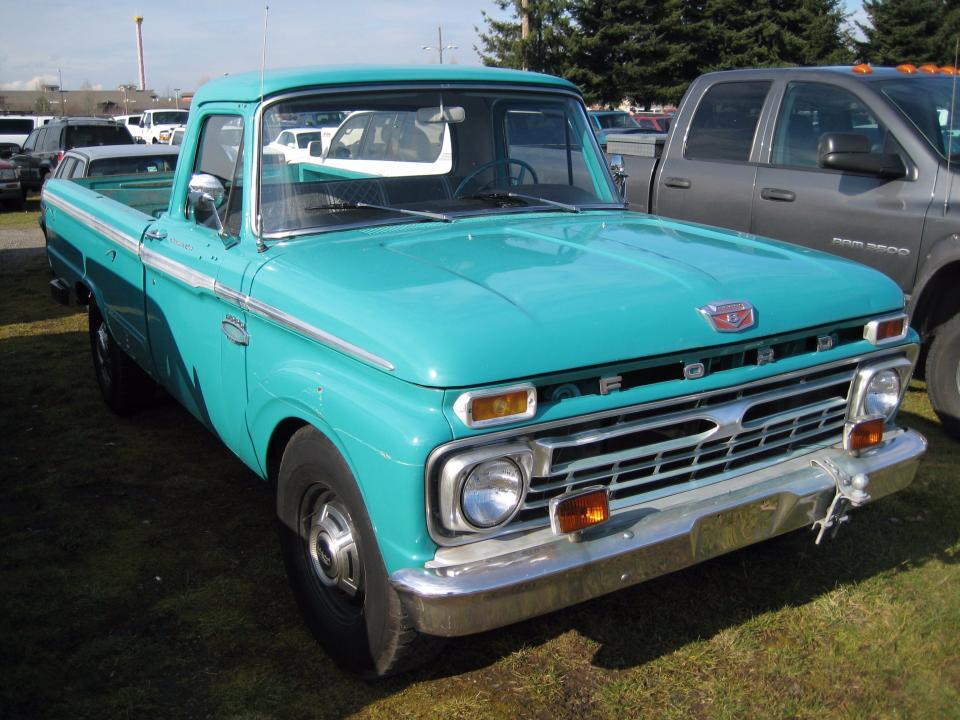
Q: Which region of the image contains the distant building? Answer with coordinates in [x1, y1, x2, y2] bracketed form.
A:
[0, 87, 192, 116]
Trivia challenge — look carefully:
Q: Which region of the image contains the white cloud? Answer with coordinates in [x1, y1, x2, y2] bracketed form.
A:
[0, 75, 58, 91]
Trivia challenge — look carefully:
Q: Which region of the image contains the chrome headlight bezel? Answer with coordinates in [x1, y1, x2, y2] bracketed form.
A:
[437, 443, 532, 533]
[848, 350, 917, 423]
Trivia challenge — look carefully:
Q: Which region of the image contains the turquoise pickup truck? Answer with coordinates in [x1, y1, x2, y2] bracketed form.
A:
[43, 65, 926, 676]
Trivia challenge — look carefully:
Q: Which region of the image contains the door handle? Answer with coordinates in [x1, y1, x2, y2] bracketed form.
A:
[663, 177, 692, 189]
[760, 187, 796, 202]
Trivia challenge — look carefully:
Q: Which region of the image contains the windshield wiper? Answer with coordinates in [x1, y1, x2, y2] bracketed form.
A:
[471, 191, 581, 213]
[304, 201, 452, 223]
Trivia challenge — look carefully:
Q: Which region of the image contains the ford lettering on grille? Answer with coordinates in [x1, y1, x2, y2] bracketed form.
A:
[699, 301, 755, 332]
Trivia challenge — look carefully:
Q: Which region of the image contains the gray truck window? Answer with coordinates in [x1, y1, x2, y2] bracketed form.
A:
[773, 82, 888, 168]
[22, 129, 40, 151]
[40, 128, 60, 152]
[685, 81, 770, 162]
[879, 77, 959, 160]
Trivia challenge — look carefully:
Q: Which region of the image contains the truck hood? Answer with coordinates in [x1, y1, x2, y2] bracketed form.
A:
[252, 212, 904, 387]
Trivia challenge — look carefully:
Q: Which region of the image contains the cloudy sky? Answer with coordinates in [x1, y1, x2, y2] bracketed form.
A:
[1, 1, 866, 95]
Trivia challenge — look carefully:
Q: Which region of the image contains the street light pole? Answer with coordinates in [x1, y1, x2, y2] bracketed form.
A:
[173, 88, 181, 110]
[421, 25, 457, 64]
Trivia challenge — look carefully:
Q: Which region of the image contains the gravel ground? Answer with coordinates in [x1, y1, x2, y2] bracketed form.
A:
[0, 222, 45, 273]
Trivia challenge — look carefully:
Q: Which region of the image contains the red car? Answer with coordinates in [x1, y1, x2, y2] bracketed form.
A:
[632, 114, 672, 133]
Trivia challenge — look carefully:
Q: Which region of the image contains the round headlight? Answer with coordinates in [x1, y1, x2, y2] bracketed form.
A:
[864, 369, 901, 417]
[461, 458, 524, 528]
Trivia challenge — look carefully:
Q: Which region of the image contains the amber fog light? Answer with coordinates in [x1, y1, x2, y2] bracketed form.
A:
[550, 487, 610, 535]
[845, 417, 885, 453]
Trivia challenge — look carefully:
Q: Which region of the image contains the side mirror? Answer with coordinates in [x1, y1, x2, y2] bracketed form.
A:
[308, 140, 324, 158]
[187, 173, 226, 235]
[609, 153, 628, 200]
[818, 132, 906, 179]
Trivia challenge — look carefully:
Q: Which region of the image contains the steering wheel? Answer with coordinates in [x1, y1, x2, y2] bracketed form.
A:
[454, 158, 539, 198]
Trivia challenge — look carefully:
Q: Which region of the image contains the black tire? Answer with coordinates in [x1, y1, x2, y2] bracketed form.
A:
[927, 313, 960, 440]
[276, 426, 444, 677]
[88, 300, 155, 415]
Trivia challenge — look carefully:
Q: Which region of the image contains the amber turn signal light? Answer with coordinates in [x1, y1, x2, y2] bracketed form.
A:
[896, 63, 918, 74]
[846, 417, 885, 452]
[864, 314, 908, 345]
[875, 317, 906, 341]
[941, 65, 959, 75]
[471, 391, 530, 422]
[919, 64, 940, 74]
[852, 63, 873, 74]
[550, 487, 610, 535]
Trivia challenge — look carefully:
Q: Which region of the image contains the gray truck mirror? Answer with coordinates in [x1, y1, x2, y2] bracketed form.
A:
[818, 132, 906, 179]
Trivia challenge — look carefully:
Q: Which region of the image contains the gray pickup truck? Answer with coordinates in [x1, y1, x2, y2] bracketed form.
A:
[613, 65, 960, 437]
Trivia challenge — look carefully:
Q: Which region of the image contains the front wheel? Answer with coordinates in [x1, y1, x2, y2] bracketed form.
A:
[276, 426, 443, 676]
[88, 300, 155, 415]
[926, 313, 960, 440]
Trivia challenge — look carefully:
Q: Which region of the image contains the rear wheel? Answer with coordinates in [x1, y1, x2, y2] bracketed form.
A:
[927, 313, 960, 440]
[88, 300, 155, 415]
[276, 426, 443, 677]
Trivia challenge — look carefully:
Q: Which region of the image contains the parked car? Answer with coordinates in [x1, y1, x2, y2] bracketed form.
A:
[632, 113, 671, 133]
[267, 127, 329, 162]
[166, 126, 186, 146]
[0, 114, 53, 150]
[0, 159, 22, 209]
[42, 65, 924, 677]
[11, 117, 134, 196]
[39, 144, 179, 237]
[609, 64, 960, 438]
[588, 110, 653, 149]
[114, 114, 144, 141]
[138, 109, 189, 143]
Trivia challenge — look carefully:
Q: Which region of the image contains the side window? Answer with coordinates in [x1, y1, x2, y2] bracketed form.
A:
[192, 115, 244, 233]
[41, 128, 61, 152]
[506, 108, 588, 186]
[328, 114, 368, 159]
[55, 157, 76, 178]
[70, 160, 87, 178]
[685, 81, 771, 162]
[22, 129, 41, 152]
[772, 82, 889, 169]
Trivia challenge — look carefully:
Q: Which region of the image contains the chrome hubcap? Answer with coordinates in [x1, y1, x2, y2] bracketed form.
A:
[307, 493, 362, 597]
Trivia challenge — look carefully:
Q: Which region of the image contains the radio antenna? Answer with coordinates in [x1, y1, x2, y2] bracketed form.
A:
[256, 3, 269, 252]
[945, 35, 958, 217]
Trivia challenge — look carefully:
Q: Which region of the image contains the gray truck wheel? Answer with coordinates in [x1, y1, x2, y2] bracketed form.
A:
[88, 300, 155, 415]
[276, 426, 444, 677]
[927, 313, 960, 440]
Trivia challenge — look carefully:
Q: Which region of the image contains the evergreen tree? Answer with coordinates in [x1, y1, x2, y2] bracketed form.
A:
[858, 0, 943, 64]
[475, 0, 574, 75]
[933, 2, 960, 64]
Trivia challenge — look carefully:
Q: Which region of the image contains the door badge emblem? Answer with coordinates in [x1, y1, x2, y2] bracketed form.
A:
[698, 301, 756, 332]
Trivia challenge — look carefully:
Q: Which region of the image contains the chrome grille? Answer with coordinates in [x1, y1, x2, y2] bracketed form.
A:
[510, 362, 856, 530]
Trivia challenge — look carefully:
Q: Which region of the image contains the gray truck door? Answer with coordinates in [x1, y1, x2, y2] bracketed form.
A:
[655, 81, 771, 232]
[751, 81, 932, 292]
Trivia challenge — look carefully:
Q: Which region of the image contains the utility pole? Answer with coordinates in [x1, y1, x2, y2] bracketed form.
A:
[174, 88, 181, 110]
[421, 25, 457, 64]
[57, 68, 65, 115]
[521, 0, 530, 71]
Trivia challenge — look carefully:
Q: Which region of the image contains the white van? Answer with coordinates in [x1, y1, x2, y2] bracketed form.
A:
[114, 114, 144, 141]
[0, 115, 53, 148]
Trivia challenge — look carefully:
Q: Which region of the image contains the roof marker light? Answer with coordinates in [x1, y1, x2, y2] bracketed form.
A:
[852, 64, 873, 74]
[896, 63, 918, 74]
[941, 65, 959, 76]
[919, 64, 939, 74]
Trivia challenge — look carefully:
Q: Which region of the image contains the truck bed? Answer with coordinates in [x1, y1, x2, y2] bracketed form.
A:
[72, 172, 175, 219]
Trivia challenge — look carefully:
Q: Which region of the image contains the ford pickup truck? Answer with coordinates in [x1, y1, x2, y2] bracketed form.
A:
[610, 65, 960, 439]
[42, 65, 926, 677]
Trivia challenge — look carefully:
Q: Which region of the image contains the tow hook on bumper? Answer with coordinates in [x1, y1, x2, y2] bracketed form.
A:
[810, 457, 870, 544]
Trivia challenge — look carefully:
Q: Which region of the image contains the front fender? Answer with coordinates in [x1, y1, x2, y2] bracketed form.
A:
[245, 336, 452, 574]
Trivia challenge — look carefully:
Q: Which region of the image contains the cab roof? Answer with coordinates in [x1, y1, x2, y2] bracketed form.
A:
[192, 65, 580, 105]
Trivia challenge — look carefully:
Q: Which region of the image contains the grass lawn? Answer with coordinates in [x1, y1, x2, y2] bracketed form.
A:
[0, 196, 41, 230]
[1, 254, 958, 719]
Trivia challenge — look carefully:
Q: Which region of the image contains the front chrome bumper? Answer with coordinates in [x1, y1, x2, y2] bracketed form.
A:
[391, 429, 926, 637]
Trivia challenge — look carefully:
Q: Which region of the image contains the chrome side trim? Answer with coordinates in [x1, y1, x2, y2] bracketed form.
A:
[213, 283, 396, 371]
[44, 192, 141, 255]
[394, 429, 926, 637]
[140, 246, 217, 292]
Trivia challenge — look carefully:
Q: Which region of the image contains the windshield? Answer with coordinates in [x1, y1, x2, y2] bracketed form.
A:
[152, 111, 189, 125]
[259, 88, 619, 236]
[878, 77, 960, 160]
[595, 113, 639, 130]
